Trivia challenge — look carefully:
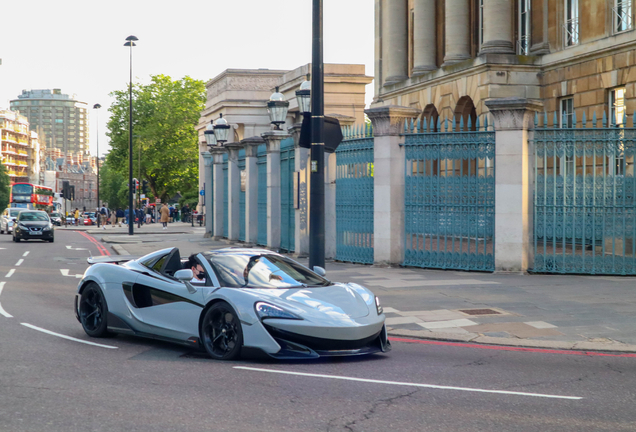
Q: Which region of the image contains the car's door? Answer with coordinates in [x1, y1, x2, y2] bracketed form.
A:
[127, 249, 204, 341]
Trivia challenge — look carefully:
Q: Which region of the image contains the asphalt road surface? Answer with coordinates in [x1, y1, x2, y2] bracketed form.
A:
[0, 230, 635, 432]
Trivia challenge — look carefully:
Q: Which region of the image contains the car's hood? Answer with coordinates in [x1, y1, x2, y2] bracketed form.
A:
[249, 283, 370, 319]
[18, 221, 49, 227]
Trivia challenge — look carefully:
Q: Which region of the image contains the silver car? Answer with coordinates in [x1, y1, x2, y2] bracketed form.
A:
[0, 208, 23, 234]
[75, 247, 390, 360]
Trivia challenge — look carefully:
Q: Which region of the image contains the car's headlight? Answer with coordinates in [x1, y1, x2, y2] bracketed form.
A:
[255, 302, 302, 320]
[43, 225, 51, 231]
[375, 296, 383, 315]
[18, 223, 27, 229]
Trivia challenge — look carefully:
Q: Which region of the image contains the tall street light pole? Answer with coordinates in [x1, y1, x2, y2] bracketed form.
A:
[93, 103, 101, 227]
[309, 0, 325, 269]
[124, 35, 138, 236]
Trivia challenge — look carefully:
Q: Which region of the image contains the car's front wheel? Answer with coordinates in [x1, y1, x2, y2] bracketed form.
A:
[79, 283, 110, 337]
[200, 302, 243, 360]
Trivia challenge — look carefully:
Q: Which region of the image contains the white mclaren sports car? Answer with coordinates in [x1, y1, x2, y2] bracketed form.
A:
[75, 247, 391, 360]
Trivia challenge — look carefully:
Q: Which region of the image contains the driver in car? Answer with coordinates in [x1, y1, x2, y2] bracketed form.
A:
[186, 254, 206, 284]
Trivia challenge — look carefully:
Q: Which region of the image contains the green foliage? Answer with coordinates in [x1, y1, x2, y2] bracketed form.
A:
[0, 162, 10, 210]
[106, 74, 206, 203]
[179, 189, 199, 208]
[98, 162, 128, 209]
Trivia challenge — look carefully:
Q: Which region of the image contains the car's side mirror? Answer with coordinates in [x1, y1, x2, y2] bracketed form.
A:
[313, 266, 326, 277]
[174, 269, 193, 281]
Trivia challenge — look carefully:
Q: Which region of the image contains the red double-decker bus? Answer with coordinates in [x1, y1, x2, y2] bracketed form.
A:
[10, 183, 54, 211]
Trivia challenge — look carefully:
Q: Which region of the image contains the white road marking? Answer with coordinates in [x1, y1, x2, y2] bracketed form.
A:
[5, 269, 15, 278]
[22, 251, 29, 257]
[234, 367, 583, 400]
[60, 269, 83, 278]
[66, 245, 88, 251]
[15, 259, 24, 267]
[20, 323, 118, 349]
[0, 282, 11, 318]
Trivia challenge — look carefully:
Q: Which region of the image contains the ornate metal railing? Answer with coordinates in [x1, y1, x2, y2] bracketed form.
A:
[532, 111, 636, 275]
[403, 116, 495, 271]
[280, 137, 295, 253]
[238, 148, 246, 242]
[223, 154, 228, 238]
[335, 124, 375, 264]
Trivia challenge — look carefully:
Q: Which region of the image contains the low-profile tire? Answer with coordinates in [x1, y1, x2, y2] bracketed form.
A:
[200, 302, 243, 360]
[49, 238, 54, 243]
[79, 283, 110, 337]
[14, 235, 20, 242]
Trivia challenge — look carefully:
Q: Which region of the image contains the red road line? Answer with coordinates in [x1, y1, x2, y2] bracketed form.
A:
[388, 336, 636, 358]
[76, 231, 110, 256]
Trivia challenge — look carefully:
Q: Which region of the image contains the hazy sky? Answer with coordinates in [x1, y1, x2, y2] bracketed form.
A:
[0, 0, 374, 157]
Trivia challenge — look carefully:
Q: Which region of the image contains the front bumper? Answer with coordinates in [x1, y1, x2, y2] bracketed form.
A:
[263, 323, 391, 360]
[16, 229, 54, 240]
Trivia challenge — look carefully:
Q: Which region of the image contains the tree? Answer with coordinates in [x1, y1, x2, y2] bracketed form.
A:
[106, 74, 206, 203]
[98, 162, 128, 209]
[0, 162, 11, 211]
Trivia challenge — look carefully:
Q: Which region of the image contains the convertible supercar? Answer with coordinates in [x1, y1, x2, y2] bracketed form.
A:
[75, 247, 390, 360]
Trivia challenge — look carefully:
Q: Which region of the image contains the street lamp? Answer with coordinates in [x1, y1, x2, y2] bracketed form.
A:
[204, 120, 217, 148]
[124, 35, 138, 235]
[213, 113, 231, 145]
[295, 77, 311, 115]
[93, 103, 101, 227]
[267, 87, 290, 130]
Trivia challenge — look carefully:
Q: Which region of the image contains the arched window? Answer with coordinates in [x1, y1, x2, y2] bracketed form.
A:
[454, 96, 477, 131]
[421, 104, 439, 132]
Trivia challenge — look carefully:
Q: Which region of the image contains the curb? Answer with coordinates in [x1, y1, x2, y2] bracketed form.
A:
[388, 329, 636, 354]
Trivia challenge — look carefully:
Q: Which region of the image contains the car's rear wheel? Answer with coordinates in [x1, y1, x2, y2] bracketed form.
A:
[79, 283, 110, 337]
[201, 302, 243, 360]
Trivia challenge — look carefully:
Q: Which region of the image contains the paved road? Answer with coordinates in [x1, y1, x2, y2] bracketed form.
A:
[1, 230, 635, 431]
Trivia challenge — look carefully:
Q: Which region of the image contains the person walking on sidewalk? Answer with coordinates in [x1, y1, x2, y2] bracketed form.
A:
[116, 208, 124, 227]
[99, 205, 108, 229]
[160, 203, 170, 230]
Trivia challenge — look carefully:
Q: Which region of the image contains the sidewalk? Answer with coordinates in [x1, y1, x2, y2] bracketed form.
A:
[92, 225, 636, 353]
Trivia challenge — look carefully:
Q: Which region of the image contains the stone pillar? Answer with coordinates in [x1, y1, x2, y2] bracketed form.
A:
[201, 151, 213, 238]
[324, 151, 337, 259]
[225, 143, 241, 241]
[480, 0, 514, 55]
[365, 105, 421, 265]
[242, 136, 264, 245]
[412, 0, 436, 75]
[443, 0, 471, 66]
[210, 147, 226, 239]
[485, 97, 543, 272]
[289, 124, 310, 257]
[385, 0, 409, 84]
[262, 130, 290, 250]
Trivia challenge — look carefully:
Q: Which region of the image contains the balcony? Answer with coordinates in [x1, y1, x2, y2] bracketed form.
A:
[17, 161, 28, 167]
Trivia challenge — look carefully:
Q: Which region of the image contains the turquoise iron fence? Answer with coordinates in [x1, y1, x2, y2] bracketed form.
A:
[532, 111, 636, 274]
[280, 137, 295, 252]
[257, 144, 267, 246]
[335, 124, 375, 264]
[403, 117, 496, 271]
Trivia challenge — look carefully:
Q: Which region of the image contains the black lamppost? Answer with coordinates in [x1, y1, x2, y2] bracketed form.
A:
[309, 0, 325, 269]
[124, 35, 138, 235]
[93, 103, 101, 227]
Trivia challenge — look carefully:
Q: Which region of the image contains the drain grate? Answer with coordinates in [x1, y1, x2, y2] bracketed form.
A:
[459, 308, 501, 316]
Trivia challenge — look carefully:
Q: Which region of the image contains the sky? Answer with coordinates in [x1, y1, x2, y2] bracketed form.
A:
[0, 0, 374, 157]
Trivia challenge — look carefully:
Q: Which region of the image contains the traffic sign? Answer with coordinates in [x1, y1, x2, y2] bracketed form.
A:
[200, 190, 205, 196]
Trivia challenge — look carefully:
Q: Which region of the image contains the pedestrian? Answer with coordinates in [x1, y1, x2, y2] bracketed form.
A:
[145, 206, 152, 224]
[182, 204, 190, 223]
[74, 208, 80, 226]
[99, 204, 108, 229]
[115, 208, 124, 227]
[160, 203, 170, 230]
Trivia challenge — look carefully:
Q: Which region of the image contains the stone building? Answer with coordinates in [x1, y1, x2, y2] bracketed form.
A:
[373, 0, 634, 123]
[44, 148, 98, 211]
[363, 0, 636, 274]
[195, 64, 372, 213]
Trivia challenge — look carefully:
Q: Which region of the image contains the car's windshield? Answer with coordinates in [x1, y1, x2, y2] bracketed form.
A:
[50, 213, 61, 218]
[19, 212, 49, 222]
[207, 253, 331, 289]
[9, 209, 21, 217]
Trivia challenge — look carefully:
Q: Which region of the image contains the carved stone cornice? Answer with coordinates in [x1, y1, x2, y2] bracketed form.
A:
[240, 136, 265, 157]
[201, 151, 212, 167]
[485, 97, 544, 131]
[261, 130, 290, 153]
[364, 105, 422, 136]
[209, 147, 227, 165]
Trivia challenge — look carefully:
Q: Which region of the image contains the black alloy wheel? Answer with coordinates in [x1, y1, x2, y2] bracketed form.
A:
[79, 283, 110, 337]
[201, 302, 243, 360]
